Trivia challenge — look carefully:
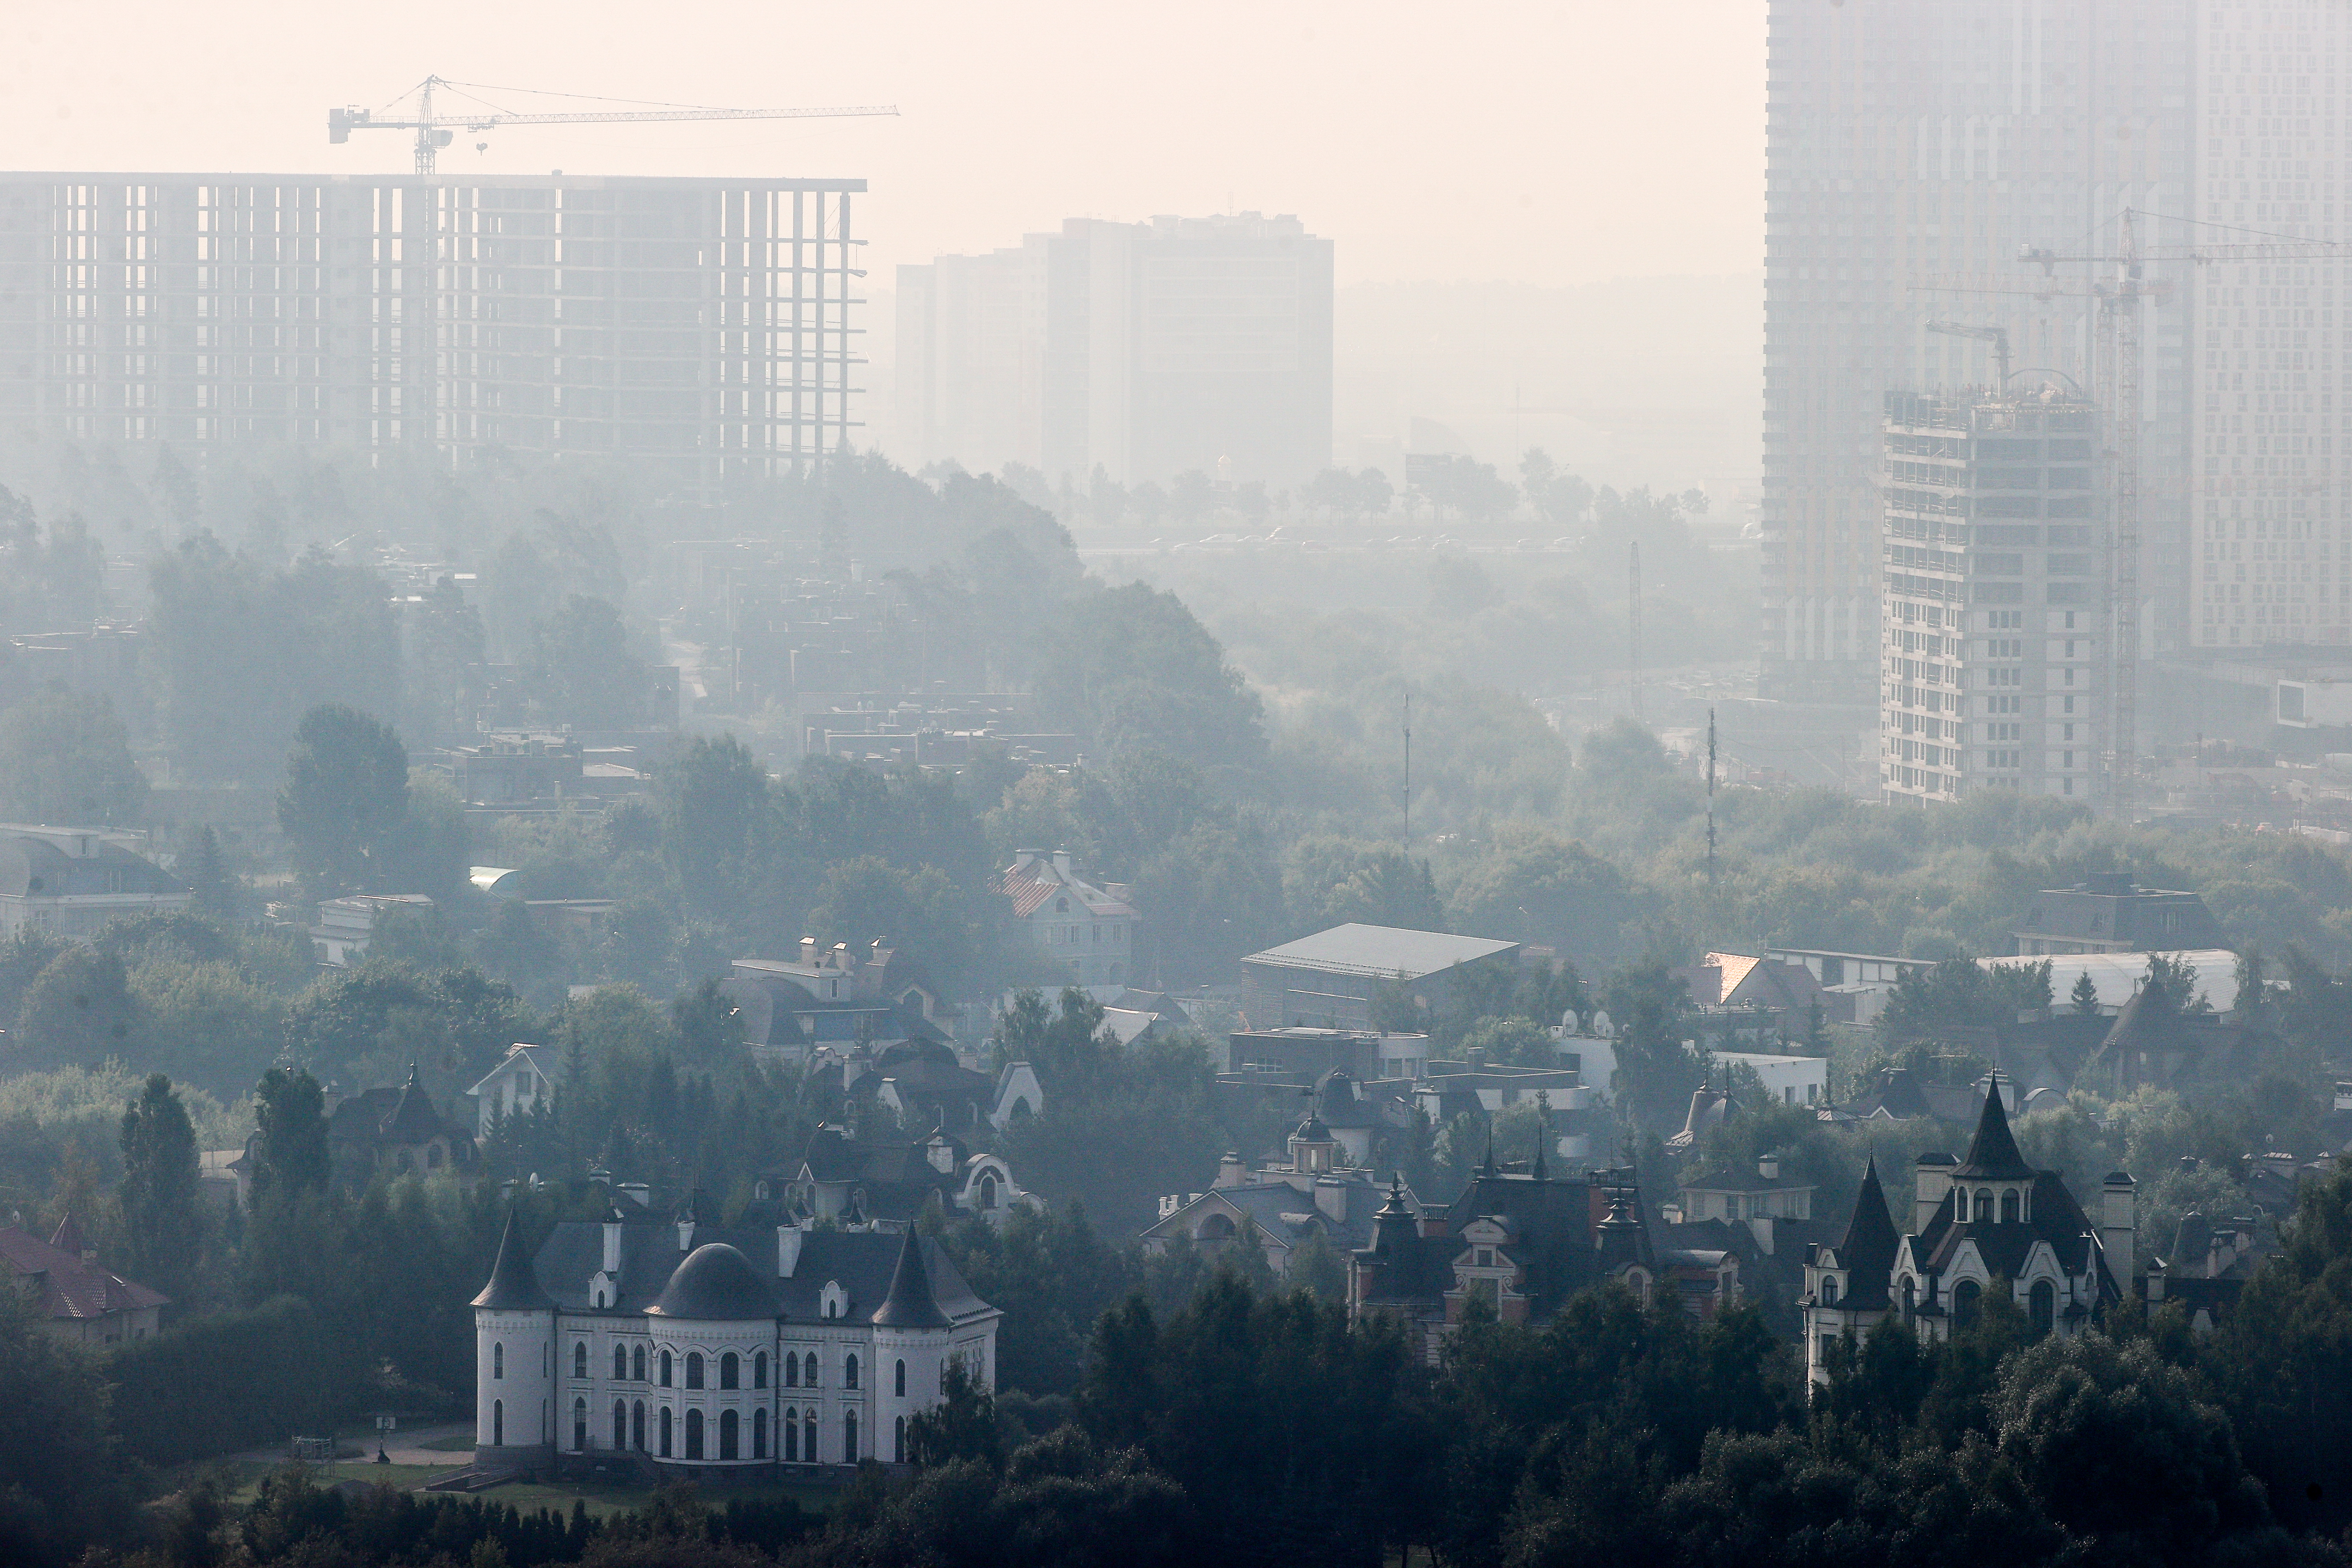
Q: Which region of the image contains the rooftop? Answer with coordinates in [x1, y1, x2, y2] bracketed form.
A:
[1242, 923, 1517, 980]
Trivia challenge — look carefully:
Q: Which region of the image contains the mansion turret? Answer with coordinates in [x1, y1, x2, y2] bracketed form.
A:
[1802, 1077, 2132, 1388]
[469, 1200, 999, 1475]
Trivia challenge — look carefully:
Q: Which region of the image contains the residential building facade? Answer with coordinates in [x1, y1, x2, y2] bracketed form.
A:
[0, 826, 187, 937]
[0, 1215, 166, 1345]
[996, 850, 1139, 988]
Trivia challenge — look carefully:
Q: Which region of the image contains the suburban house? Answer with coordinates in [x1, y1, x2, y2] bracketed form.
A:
[755, 1123, 1033, 1231]
[723, 943, 955, 1066]
[0, 1215, 167, 1344]
[996, 850, 1140, 987]
[1142, 1105, 1409, 1276]
[2009, 874, 2224, 956]
[469, 1043, 565, 1136]
[310, 893, 436, 967]
[821, 1038, 1043, 1136]
[1239, 924, 1522, 1031]
[327, 1066, 478, 1186]
[0, 825, 188, 938]
[1225, 1026, 1431, 1083]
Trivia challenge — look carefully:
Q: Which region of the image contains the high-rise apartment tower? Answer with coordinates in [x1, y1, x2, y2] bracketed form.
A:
[0, 173, 865, 485]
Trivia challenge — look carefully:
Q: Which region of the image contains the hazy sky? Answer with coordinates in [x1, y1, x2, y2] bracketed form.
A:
[8, 0, 1764, 287]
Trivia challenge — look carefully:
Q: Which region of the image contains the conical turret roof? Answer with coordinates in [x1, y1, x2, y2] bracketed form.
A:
[470, 1206, 554, 1311]
[1954, 1074, 2033, 1180]
[872, 1228, 951, 1328]
[1832, 1158, 1900, 1309]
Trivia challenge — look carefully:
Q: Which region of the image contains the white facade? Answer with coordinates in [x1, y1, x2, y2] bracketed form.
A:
[1715, 1051, 1830, 1108]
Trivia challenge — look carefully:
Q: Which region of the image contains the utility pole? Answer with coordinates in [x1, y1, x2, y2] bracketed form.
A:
[1706, 707, 1718, 886]
[1401, 692, 1412, 850]
[1628, 541, 1643, 723]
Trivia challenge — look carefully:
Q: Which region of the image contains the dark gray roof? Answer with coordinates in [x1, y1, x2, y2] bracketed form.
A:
[472, 1208, 555, 1311]
[872, 1228, 951, 1328]
[649, 1243, 776, 1322]
[1832, 1159, 1901, 1310]
[529, 1218, 992, 1327]
[1953, 1080, 2033, 1180]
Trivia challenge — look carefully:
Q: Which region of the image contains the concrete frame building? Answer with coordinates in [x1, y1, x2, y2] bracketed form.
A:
[1879, 388, 2109, 803]
[0, 173, 864, 485]
[896, 213, 1333, 487]
[1763, 1, 2195, 704]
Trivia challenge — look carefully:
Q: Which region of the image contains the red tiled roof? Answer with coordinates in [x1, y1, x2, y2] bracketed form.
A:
[996, 858, 1136, 920]
[0, 1225, 169, 1321]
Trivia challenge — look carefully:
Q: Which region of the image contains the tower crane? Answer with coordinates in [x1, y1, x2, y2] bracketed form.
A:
[329, 77, 897, 174]
[1924, 320, 2012, 387]
[1918, 209, 2346, 822]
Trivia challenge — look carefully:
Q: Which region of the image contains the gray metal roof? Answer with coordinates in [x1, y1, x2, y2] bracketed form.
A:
[1242, 924, 1517, 980]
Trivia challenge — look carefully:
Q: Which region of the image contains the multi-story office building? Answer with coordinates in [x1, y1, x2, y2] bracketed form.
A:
[2188, 0, 2350, 651]
[895, 213, 1333, 487]
[0, 173, 864, 485]
[1880, 389, 2108, 805]
[1764, 1, 2195, 703]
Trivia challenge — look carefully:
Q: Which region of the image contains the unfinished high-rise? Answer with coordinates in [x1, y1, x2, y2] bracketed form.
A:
[0, 173, 865, 484]
[895, 213, 1334, 487]
[1763, 1, 2196, 703]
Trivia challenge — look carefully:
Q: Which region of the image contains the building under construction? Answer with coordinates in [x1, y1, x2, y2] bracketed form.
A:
[0, 172, 865, 485]
[1880, 386, 2108, 806]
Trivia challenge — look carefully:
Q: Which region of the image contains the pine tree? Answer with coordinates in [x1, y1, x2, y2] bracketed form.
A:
[251, 1066, 331, 1202]
[185, 824, 239, 919]
[119, 1072, 203, 1298]
[2070, 969, 2102, 1017]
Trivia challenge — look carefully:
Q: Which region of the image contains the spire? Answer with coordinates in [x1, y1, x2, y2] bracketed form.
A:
[1829, 1158, 1900, 1309]
[50, 1211, 89, 1260]
[872, 1228, 951, 1328]
[470, 1205, 554, 1310]
[1954, 1072, 2033, 1179]
[1481, 1123, 1497, 1177]
[1532, 1091, 1551, 1181]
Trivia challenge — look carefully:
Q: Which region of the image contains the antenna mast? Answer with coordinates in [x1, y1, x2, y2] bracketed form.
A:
[1706, 707, 1718, 886]
[1401, 692, 1412, 849]
[1628, 541, 1643, 722]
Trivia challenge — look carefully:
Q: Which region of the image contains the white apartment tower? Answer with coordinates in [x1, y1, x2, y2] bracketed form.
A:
[1881, 388, 2108, 805]
[1764, 2, 2195, 702]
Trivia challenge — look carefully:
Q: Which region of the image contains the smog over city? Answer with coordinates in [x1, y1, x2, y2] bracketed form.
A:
[5, 4, 2352, 1566]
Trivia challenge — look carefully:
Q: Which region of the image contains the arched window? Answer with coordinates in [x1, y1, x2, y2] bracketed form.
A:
[845, 1409, 858, 1464]
[613, 1400, 626, 1451]
[720, 1352, 739, 1390]
[613, 1344, 627, 1381]
[686, 1409, 704, 1461]
[1974, 1189, 1994, 1223]
[573, 1397, 587, 1452]
[660, 1350, 674, 1387]
[686, 1352, 704, 1389]
[1953, 1278, 1982, 1329]
[493, 1399, 503, 1447]
[980, 1173, 998, 1210]
[753, 1407, 768, 1460]
[659, 1405, 673, 1458]
[719, 1408, 738, 1461]
[755, 1351, 769, 1389]
[427, 1143, 444, 1170]
[785, 1407, 800, 1463]
[805, 1352, 820, 1386]
[895, 1359, 907, 1396]
[1821, 1275, 1840, 1307]
[632, 1400, 645, 1452]
[785, 1352, 799, 1388]
[2001, 1189, 2021, 1225]
[1901, 1276, 1916, 1322]
[493, 1342, 504, 1379]
[845, 1353, 860, 1390]
[804, 1409, 816, 1462]
[633, 1344, 646, 1382]
[895, 1415, 906, 1463]
[2029, 1278, 2056, 1335]
[574, 1342, 588, 1379]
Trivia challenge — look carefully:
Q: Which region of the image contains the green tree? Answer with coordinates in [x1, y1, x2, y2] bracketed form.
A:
[806, 856, 975, 990]
[278, 703, 410, 896]
[530, 594, 646, 729]
[0, 1271, 132, 1565]
[663, 734, 774, 917]
[14, 944, 141, 1069]
[119, 1072, 203, 1298]
[250, 1065, 331, 1202]
[2070, 968, 2101, 1017]
[1035, 583, 1266, 766]
[182, 824, 242, 919]
[0, 686, 147, 824]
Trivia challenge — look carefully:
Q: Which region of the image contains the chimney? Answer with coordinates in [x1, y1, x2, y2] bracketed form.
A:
[2145, 1254, 2166, 1303]
[1051, 850, 1075, 878]
[800, 936, 820, 965]
[1314, 1176, 1348, 1224]
[832, 942, 851, 969]
[1215, 1151, 1247, 1188]
[602, 1209, 624, 1274]
[618, 1182, 651, 1208]
[1914, 1154, 1956, 1231]
[1758, 1154, 1780, 1182]
[2101, 1170, 2137, 1283]
[778, 1222, 803, 1278]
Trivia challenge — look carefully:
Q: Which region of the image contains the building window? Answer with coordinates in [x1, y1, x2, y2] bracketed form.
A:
[1819, 1335, 1836, 1367]
[804, 1352, 820, 1386]
[896, 1415, 907, 1462]
[845, 1353, 860, 1390]
[2029, 1278, 2055, 1335]
[613, 1344, 627, 1381]
[613, 1400, 626, 1451]
[1821, 1276, 1840, 1306]
[493, 1342, 504, 1379]
[786, 1353, 800, 1388]
[784, 1407, 800, 1462]
[686, 1352, 704, 1389]
[2002, 1190, 2020, 1225]
[660, 1350, 673, 1387]
[574, 1342, 588, 1379]
[845, 1410, 858, 1464]
[755, 1351, 769, 1389]
[1953, 1279, 1982, 1330]
[1975, 1189, 1994, 1223]
[753, 1407, 768, 1460]
[804, 1410, 817, 1462]
[633, 1344, 646, 1382]
[720, 1352, 738, 1390]
[719, 1408, 738, 1461]
[632, 1400, 645, 1451]
[573, 1398, 587, 1452]
[492, 1399, 502, 1447]
[686, 1408, 702, 1460]
[895, 1358, 906, 1397]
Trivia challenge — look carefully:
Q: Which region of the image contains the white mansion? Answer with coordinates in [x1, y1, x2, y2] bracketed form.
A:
[471, 1199, 1000, 1474]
